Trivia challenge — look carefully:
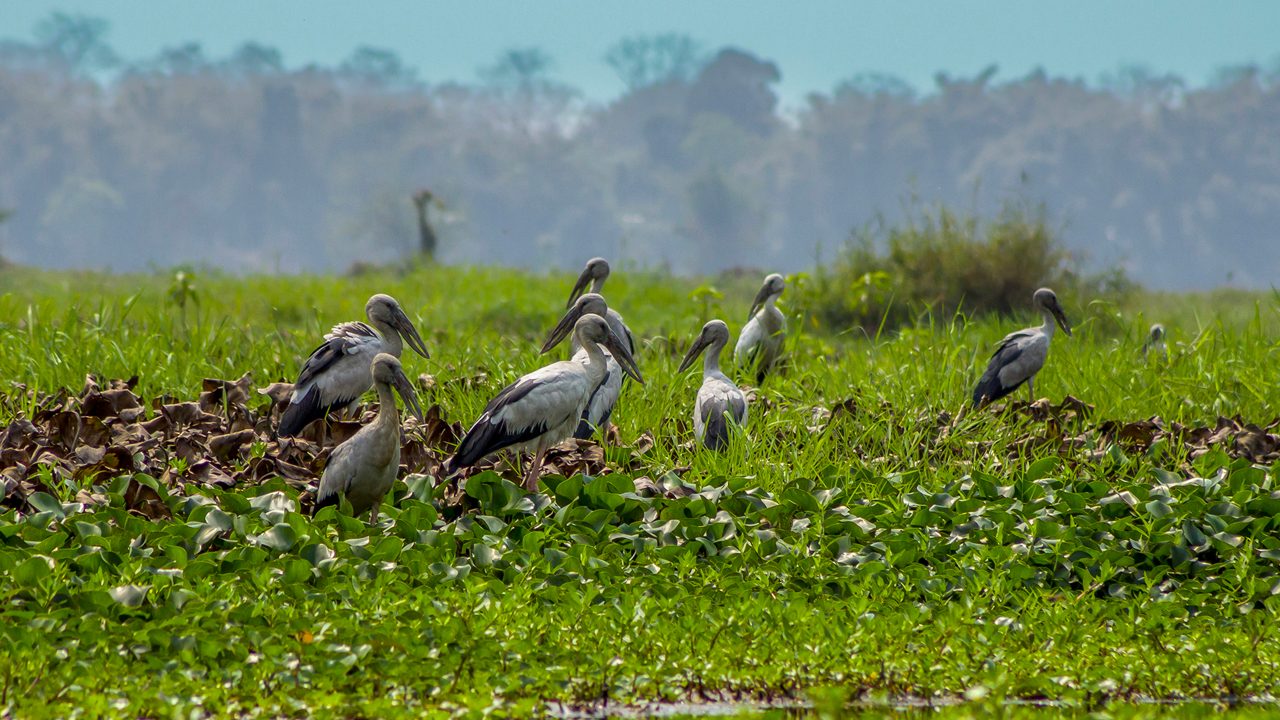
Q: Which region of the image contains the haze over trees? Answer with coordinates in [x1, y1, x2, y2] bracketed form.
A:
[1, 14, 1278, 288]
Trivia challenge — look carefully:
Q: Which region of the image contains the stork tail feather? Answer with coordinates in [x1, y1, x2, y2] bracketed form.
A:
[279, 388, 325, 437]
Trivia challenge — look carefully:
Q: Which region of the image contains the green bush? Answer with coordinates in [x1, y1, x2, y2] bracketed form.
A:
[804, 199, 1128, 335]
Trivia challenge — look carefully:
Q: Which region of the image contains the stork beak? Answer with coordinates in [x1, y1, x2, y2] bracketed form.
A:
[747, 283, 772, 322]
[603, 329, 644, 385]
[540, 303, 585, 354]
[1051, 303, 1073, 338]
[566, 266, 593, 308]
[392, 369, 425, 424]
[395, 308, 431, 358]
[677, 332, 711, 373]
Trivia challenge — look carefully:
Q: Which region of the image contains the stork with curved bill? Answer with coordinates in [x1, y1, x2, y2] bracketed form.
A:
[446, 315, 643, 491]
[680, 319, 749, 450]
[540, 292, 625, 441]
[972, 287, 1072, 407]
[279, 294, 429, 438]
[566, 257, 635, 357]
[314, 353, 423, 523]
[734, 273, 786, 384]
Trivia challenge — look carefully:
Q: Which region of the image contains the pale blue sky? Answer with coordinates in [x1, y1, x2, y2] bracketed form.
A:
[6, 1, 1279, 106]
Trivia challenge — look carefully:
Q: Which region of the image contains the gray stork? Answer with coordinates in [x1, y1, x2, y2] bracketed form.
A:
[279, 294, 429, 437]
[972, 287, 1073, 407]
[314, 353, 424, 522]
[540, 293, 623, 440]
[1143, 323, 1167, 359]
[734, 273, 786, 384]
[566, 257, 636, 357]
[679, 320, 749, 450]
[446, 315, 643, 490]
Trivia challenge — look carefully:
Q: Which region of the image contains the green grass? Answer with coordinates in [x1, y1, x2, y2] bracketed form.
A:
[1, 265, 1279, 718]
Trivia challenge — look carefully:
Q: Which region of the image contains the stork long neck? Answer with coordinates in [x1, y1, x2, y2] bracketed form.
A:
[372, 381, 400, 431]
[1039, 307, 1056, 338]
[370, 318, 404, 357]
[578, 334, 608, 375]
[590, 277, 606, 295]
[702, 338, 725, 376]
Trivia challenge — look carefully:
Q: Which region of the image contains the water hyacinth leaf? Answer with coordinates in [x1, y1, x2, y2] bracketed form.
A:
[249, 491, 295, 514]
[1024, 456, 1059, 483]
[254, 523, 297, 552]
[27, 492, 65, 517]
[15, 555, 54, 586]
[109, 584, 148, 608]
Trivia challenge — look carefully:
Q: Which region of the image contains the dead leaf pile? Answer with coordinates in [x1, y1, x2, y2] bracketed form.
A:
[0, 373, 463, 513]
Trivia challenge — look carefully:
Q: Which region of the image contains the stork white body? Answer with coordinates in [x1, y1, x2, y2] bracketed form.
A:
[734, 274, 786, 384]
[449, 315, 643, 490]
[682, 320, 749, 451]
[315, 354, 423, 523]
[279, 294, 429, 437]
[973, 288, 1073, 407]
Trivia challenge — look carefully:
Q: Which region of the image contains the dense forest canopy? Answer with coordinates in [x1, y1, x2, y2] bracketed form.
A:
[1, 14, 1278, 289]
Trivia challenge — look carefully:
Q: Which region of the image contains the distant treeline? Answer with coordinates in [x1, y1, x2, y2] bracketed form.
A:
[1, 13, 1279, 288]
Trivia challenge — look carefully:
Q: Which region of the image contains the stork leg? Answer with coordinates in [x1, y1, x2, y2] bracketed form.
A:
[368, 503, 379, 525]
[523, 445, 548, 492]
[1026, 377, 1035, 404]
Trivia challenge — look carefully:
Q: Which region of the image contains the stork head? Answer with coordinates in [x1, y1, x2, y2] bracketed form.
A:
[748, 273, 786, 321]
[370, 353, 425, 423]
[367, 294, 430, 358]
[1149, 323, 1165, 342]
[567, 257, 611, 307]
[1033, 288, 1072, 337]
[678, 320, 731, 372]
[541, 292, 610, 354]
[574, 314, 643, 384]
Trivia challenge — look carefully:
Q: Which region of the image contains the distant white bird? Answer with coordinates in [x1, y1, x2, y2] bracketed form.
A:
[566, 257, 635, 357]
[734, 273, 786, 384]
[447, 315, 643, 490]
[314, 353, 424, 522]
[1143, 323, 1167, 359]
[279, 294, 429, 437]
[972, 287, 1073, 407]
[680, 319, 749, 450]
[540, 293, 623, 440]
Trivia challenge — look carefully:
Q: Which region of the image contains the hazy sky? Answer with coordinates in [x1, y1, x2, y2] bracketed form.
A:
[6, 1, 1280, 107]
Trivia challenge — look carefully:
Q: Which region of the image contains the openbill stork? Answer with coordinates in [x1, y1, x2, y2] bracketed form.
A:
[566, 257, 635, 357]
[734, 273, 786, 384]
[279, 294, 429, 437]
[972, 288, 1072, 407]
[1143, 323, 1167, 359]
[314, 353, 424, 522]
[540, 293, 624, 440]
[680, 319, 749, 450]
[446, 315, 643, 490]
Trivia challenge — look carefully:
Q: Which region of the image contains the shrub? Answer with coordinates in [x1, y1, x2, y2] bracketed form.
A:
[803, 199, 1125, 335]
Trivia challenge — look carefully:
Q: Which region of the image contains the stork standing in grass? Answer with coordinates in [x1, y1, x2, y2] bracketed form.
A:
[680, 319, 748, 450]
[1143, 323, 1167, 359]
[566, 257, 635, 357]
[541, 293, 624, 440]
[279, 294, 430, 437]
[734, 273, 786, 384]
[314, 354, 424, 523]
[446, 315, 643, 490]
[972, 287, 1073, 407]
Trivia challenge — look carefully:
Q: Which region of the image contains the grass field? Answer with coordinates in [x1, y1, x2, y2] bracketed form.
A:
[1, 264, 1278, 718]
